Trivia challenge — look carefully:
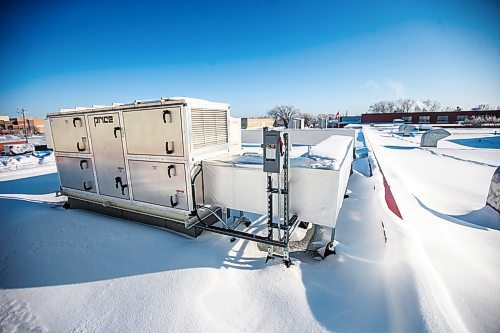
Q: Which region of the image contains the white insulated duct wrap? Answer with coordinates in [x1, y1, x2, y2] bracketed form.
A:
[202, 136, 353, 228]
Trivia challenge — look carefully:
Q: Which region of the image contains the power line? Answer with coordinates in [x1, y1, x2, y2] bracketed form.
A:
[17, 108, 29, 143]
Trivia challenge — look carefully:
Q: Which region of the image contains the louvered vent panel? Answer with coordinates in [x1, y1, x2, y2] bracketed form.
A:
[191, 109, 228, 150]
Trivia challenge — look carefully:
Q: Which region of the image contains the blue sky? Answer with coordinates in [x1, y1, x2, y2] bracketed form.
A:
[1, 0, 499, 117]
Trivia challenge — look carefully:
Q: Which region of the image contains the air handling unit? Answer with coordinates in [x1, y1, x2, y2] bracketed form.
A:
[47, 96, 355, 266]
[47, 97, 231, 236]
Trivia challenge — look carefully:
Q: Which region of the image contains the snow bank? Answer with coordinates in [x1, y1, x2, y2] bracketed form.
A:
[308, 135, 353, 170]
[1, 126, 498, 333]
[0, 152, 55, 173]
[0, 134, 47, 145]
[364, 125, 500, 333]
[0, 148, 412, 333]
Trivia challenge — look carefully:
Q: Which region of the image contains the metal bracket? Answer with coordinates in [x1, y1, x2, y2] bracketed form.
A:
[113, 127, 121, 138]
[167, 165, 176, 178]
[163, 110, 172, 123]
[72, 117, 82, 127]
[76, 141, 86, 152]
[79, 160, 88, 170]
[83, 181, 92, 191]
[170, 194, 178, 207]
[166, 141, 174, 154]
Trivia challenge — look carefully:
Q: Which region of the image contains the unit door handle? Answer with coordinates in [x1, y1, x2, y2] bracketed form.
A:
[113, 127, 121, 138]
[114, 176, 128, 195]
[167, 165, 176, 178]
[83, 181, 92, 191]
[165, 141, 174, 154]
[170, 194, 178, 207]
[77, 141, 86, 152]
[163, 110, 172, 123]
[115, 176, 122, 189]
[79, 160, 88, 170]
[120, 184, 128, 195]
[73, 117, 82, 127]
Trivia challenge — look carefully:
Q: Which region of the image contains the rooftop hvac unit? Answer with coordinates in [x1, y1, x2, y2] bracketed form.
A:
[47, 97, 230, 235]
[290, 118, 304, 129]
[319, 118, 327, 129]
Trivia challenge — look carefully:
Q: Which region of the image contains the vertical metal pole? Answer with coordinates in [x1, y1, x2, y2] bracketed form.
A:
[222, 207, 228, 228]
[267, 173, 274, 259]
[283, 133, 290, 263]
[17, 108, 29, 143]
[277, 170, 281, 240]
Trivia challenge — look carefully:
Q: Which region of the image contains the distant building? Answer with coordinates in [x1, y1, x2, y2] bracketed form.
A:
[0, 115, 9, 121]
[0, 119, 18, 134]
[318, 117, 328, 128]
[290, 118, 305, 129]
[361, 110, 500, 124]
[28, 117, 46, 133]
[241, 117, 275, 129]
[0, 117, 46, 135]
[339, 115, 361, 127]
[325, 115, 361, 128]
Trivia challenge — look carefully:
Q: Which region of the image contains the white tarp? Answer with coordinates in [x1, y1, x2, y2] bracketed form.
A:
[202, 136, 353, 228]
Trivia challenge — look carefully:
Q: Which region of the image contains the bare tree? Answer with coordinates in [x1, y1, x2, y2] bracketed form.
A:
[267, 105, 299, 128]
[474, 104, 491, 111]
[414, 101, 426, 112]
[386, 101, 396, 113]
[422, 100, 441, 112]
[369, 101, 396, 113]
[465, 115, 500, 127]
[395, 99, 414, 113]
[299, 112, 317, 127]
[368, 99, 445, 113]
[414, 100, 441, 112]
[369, 102, 385, 113]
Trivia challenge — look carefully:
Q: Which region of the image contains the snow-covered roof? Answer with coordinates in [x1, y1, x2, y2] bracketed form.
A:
[55, 97, 229, 114]
[308, 135, 354, 169]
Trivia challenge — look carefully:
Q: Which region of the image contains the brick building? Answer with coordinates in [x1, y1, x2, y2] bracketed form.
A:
[361, 110, 500, 124]
[241, 117, 275, 128]
[0, 117, 45, 135]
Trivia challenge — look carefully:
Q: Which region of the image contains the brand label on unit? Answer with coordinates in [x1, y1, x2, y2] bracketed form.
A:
[94, 116, 114, 126]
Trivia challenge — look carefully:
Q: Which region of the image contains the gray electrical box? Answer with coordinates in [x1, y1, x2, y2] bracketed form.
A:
[263, 129, 281, 173]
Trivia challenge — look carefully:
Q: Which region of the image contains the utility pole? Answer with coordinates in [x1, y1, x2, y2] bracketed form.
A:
[17, 108, 29, 143]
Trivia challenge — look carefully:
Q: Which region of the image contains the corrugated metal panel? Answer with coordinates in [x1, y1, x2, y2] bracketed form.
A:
[191, 109, 228, 149]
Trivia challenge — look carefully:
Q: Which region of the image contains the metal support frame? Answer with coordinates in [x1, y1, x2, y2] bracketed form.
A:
[282, 133, 291, 265]
[189, 131, 299, 268]
[265, 131, 293, 266]
[266, 173, 274, 261]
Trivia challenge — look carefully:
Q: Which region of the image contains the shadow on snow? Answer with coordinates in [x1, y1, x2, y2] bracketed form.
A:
[0, 146, 427, 332]
[0, 172, 60, 195]
[449, 136, 500, 149]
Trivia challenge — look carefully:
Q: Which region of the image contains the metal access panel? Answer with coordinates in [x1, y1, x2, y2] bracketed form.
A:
[50, 116, 90, 153]
[87, 112, 129, 199]
[263, 129, 281, 173]
[128, 160, 189, 210]
[122, 107, 185, 157]
[56, 156, 96, 193]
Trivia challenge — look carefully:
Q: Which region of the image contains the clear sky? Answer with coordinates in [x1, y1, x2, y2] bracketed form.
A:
[1, 0, 499, 118]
